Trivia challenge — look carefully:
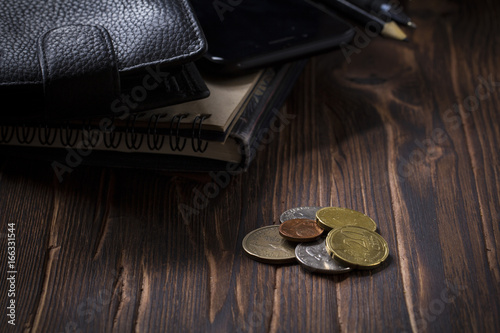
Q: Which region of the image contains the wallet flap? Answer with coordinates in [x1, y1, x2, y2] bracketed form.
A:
[38, 25, 120, 118]
[0, 0, 208, 121]
[0, 0, 206, 86]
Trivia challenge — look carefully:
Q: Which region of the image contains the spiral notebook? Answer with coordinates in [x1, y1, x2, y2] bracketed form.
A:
[0, 60, 306, 172]
[101, 67, 271, 143]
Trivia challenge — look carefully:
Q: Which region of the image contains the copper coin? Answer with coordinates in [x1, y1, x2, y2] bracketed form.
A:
[279, 219, 324, 242]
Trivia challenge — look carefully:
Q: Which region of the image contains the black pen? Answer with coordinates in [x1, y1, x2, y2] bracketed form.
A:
[348, 0, 417, 28]
[315, 0, 408, 41]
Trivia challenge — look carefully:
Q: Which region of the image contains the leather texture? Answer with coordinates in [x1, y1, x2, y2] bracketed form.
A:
[0, 0, 208, 121]
[38, 25, 120, 118]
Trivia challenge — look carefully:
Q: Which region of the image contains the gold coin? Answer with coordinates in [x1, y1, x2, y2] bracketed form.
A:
[242, 225, 296, 264]
[316, 207, 377, 232]
[325, 226, 389, 269]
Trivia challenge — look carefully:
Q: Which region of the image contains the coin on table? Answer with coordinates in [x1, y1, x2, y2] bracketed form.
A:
[242, 225, 296, 264]
[316, 207, 377, 232]
[325, 226, 389, 269]
[280, 206, 323, 223]
[295, 238, 351, 274]
[279, 219, 324, 242]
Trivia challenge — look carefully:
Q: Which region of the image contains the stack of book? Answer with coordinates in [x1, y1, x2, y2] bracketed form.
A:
[0, 61, 306, 173]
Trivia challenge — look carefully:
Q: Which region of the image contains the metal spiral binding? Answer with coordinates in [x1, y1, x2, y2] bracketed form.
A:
[16, 124, 36, 144]
[0, 125, 14, 143]
[102, 117, 121, 149]
[169, 114, 188, 151]
[38, 123, 57, 145]
[1, 113, 211, 153]
[80, 119, 101, 148]
[124, 114, 144, 150]
[146, 114, 166, 150]
[60, 122, 78, 147]
[191, 115, 209, 153]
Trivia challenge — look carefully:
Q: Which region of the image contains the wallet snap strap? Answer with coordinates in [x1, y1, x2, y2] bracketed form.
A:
[37, 24, 120, 119]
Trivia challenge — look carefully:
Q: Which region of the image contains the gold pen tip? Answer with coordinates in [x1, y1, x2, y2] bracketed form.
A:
[381, 21, 408, 41]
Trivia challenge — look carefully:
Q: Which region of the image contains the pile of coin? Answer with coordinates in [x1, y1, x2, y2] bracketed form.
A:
[242, 206, 389, 274]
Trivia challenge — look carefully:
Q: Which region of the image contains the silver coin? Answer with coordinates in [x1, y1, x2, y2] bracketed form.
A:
[295, 238, 352, 274]
[280, 206, 323, 223]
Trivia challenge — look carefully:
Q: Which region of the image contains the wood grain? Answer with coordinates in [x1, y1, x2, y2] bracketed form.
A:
[1, 0, 499, 331]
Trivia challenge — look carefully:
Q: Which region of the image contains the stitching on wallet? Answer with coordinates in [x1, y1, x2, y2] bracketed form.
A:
[120, 0, 205, 72]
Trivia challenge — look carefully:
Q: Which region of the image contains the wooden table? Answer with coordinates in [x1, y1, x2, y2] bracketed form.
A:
[1, 0, 499, 331]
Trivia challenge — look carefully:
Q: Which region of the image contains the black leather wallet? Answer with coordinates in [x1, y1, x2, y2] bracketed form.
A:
[0, 0, 209, 121]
